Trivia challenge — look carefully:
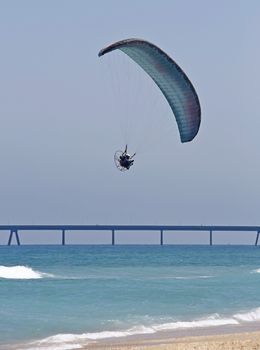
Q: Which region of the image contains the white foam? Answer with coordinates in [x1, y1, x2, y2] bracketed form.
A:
[24, 315, 239, 349]
[35, 326, 155, 344]
[174, 275, 214, 280]
[0, 266, 54, 279]
[251, 268, 260, 273]
[23, 326, 156, 350]
[22, 308, 260, 349]
[81, 326, 156, 340]
[22, 345, 82, 350]
[153, 315, 238, 331]
[234, 307, 260, 322]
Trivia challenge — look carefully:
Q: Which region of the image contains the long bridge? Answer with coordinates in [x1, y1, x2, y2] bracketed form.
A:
[1, 225, 260, 246]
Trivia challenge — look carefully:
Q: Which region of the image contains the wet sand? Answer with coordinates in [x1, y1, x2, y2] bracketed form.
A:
[79, 324, 260, 350]
[82, 331, 260, 350]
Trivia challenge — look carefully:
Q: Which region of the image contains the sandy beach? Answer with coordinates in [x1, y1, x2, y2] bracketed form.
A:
[83, 331, 260, 350]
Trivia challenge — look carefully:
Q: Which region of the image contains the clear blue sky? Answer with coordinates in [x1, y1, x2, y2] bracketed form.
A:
[0, 0, 259, 244]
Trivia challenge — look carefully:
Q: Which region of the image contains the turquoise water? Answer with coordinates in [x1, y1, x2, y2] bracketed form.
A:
[1, 245, 260, 349]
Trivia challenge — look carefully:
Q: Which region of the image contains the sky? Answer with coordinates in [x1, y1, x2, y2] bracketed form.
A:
[0, 0, 259, 244]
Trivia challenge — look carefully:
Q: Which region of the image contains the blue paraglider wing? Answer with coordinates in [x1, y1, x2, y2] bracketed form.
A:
[99, 39, 201, 143]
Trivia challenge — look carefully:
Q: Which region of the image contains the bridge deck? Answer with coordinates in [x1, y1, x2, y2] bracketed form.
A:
[1, 225, 260, 246]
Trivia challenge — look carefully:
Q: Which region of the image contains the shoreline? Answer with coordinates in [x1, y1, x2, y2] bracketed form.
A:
[82, 323, 260, 350]
[84, 332, 260, 350]
[3, 322, 260, 350]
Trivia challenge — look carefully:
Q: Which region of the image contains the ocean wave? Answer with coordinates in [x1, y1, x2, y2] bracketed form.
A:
[21, 344, 82, 350]
[23, 326, 155, 350]
[22, 308, 260, 350]
[17, 307, 260, 349]
[0, 266, 54, 279]
[173, 275, 214, 280]
[131, 275, 215, 281]
[234, 307, 260, 322]
[251, 268, 260, 273]
[152, 315, 238, 331]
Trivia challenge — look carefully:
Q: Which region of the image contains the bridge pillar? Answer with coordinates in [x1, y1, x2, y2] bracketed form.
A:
[7, 230, 13, 245]
[62, 230, 66, 245]
[7, 230, 20, 246]
[160, 230, 163, 245]
[112, 229, 115, 245]
[255, 231, 259, 246]
[210, 230, 213, 246]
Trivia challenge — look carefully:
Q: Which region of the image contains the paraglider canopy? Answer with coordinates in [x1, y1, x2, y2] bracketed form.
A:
[99, 38, 201, 143]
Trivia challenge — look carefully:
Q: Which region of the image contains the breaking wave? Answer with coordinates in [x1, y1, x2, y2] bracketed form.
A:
[234, 307, 260, 322]
[21, 307, 260, 350]
[0, 266, 54, 279]
[173, 275, 214, 280]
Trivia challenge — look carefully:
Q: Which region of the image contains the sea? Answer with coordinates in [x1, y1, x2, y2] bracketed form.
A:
[1, 244, 260, 350]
